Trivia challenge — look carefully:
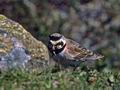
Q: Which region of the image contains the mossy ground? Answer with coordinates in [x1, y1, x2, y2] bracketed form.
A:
[0, 67, 120, 90]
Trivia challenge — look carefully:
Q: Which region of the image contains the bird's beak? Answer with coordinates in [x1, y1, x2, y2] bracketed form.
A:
[53, 51, 56, 55]
[52, 46, 55, 50]
[52, 46, 56, 55]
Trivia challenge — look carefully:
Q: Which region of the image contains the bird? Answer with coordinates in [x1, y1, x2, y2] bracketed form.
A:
[48, 33, 104, 70]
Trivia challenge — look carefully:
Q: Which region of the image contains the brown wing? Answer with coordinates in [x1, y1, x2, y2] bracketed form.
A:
[66, 39, 103, 61]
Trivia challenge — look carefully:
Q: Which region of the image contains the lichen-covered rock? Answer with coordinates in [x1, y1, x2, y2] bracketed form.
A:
[0, 14, 49, 71]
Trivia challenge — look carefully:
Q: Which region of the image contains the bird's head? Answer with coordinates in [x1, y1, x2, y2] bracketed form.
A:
[48, 33, 66, 55]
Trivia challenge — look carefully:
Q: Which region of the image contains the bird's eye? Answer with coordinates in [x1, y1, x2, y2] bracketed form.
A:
[55, 41, 64, 49]
[56, 45, 62, 49]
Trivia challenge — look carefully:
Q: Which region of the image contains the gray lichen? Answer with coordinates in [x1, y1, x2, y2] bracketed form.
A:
[0, 47, 31, 71]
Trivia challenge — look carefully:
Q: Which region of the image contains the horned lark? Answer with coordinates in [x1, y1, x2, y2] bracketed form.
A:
[48, 33, 103, 69]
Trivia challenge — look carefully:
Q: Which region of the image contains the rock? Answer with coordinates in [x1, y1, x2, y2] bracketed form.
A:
[0, 14, 49, 71]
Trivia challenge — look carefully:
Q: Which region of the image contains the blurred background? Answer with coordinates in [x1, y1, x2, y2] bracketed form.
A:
[0, 0, 120, 70]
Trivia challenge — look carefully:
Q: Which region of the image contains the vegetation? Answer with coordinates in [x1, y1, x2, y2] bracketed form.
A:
[0, 68, 119, 90]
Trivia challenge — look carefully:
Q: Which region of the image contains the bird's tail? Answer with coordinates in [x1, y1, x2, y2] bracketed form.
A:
[86, 53, 104, 60]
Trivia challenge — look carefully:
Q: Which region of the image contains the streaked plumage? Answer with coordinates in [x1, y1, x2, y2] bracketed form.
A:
[48, 33, 103, 69]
